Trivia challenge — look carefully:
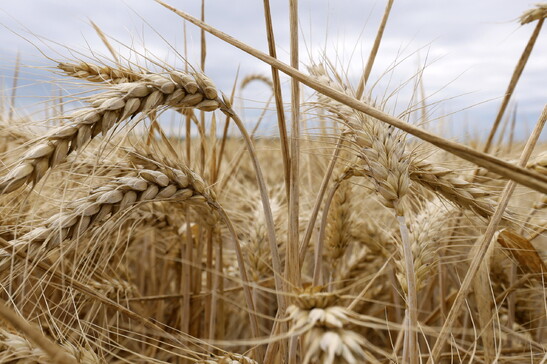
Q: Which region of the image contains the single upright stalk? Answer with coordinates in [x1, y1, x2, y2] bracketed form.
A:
[199, 0, 207, 174]
[299, 136, 345, 267]
[481, 18, 544, 154]
[287, 3, 300, 364]
[262, 0, 291, 198]
[355, 0, 394, 99]
[181, 209, 193, 344]
[428, 105, 547, 364]
[397, 213, 418, 364]
[286, 0, 301, 289]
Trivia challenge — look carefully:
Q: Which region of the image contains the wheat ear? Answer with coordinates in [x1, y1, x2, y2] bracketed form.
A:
[0, 69, 220, 194]
[310, 63, 420, 363]
[288, 290, 377, 364]
[3, 162, 217, 255]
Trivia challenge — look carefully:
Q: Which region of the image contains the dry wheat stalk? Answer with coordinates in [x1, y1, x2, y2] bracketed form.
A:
[0, 68, 220, 195]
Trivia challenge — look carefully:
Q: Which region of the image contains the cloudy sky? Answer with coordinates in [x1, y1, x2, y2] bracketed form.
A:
[0, 0, 545, 140]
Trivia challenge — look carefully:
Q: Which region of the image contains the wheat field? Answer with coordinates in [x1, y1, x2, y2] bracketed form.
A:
[0, 1, 546, 363]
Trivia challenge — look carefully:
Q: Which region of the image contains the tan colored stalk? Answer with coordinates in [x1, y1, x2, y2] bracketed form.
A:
[262, 0, 291, 198]
[428, 105, 547, 364]
[0, 69, 220, 194]
[204, 118, 219, 339]
[198, 0, 207, 176]
[0, 299, 77, 364]
[481, 13, 544, 155]
[285, 4, 301, 364]
[299, 135, 346, 266]
[287, 0, 302, 319]
[355, 0, 394, 99]
[155, 1, 547, 194]
[182, 209, 193, 344]
[219, 102, 286, 321]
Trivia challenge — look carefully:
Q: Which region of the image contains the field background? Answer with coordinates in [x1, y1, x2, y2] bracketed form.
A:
[0, 1, 545, 364]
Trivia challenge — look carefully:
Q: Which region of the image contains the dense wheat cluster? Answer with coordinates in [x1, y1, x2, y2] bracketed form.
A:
[0, 1, 546, 363]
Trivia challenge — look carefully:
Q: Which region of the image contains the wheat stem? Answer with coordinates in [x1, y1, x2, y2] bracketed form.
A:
[482, 18, 544, 154]
[355, 0, 394, 99]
